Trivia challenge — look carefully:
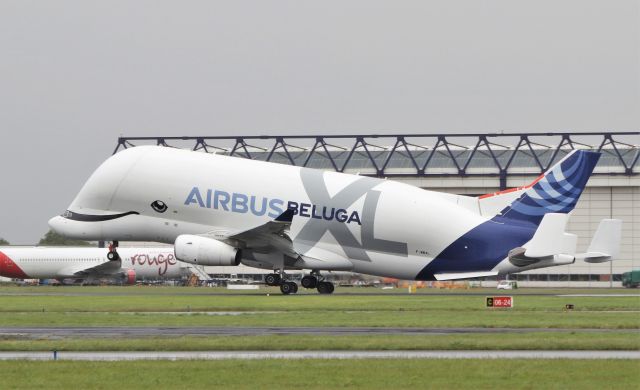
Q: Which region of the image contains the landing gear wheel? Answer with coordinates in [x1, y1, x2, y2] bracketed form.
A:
[317, 281, 335, 294]
[265, 273, 281, 286]
[280, 281, 297, 295]
[301, 275, 318, 289]
[107, 241, 120, 261]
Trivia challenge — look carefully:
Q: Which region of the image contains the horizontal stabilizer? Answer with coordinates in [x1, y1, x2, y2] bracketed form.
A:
[434, 271, 498, 281]
[578, 252, 611, 263]
[524, 213, 577, 258]
[577, 219, 622, 263]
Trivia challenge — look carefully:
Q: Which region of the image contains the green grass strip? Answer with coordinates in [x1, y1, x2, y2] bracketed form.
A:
[0, 359, 638, 389]
[1, 332, 638, 352]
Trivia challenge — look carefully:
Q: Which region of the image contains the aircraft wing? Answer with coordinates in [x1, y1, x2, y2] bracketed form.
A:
[61, 259, 122, 277]
[217, 210, 354, 271]
[229, 209, 294, 242]
[223, 209, 298, 256]
[434, 271, 498, 281]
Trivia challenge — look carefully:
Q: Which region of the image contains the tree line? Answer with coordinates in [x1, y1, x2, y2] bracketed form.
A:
[0, 230, 92, 246]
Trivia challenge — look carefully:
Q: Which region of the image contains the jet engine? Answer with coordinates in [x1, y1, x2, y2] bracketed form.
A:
[174, 235, 241, 266]
[123, 269, 136, 285]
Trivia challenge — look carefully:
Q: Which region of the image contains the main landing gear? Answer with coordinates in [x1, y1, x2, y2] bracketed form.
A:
[264, 273, 281, 286]
[106, 241, 120, 261]
[316, 280, 335, 294]
[264, 272, 299, 295]
[279, 281, 298, 295]
[302, 271, 334, 294]
[264, 270, 334, 295]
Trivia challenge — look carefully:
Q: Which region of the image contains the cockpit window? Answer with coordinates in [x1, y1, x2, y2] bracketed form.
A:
[61, 210, 140, 221]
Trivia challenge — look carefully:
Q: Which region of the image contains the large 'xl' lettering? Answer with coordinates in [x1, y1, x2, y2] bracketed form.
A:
[295, 169, 407, 261]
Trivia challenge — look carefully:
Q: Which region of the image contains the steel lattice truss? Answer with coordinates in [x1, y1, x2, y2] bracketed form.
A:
[114, 132, 639, 189]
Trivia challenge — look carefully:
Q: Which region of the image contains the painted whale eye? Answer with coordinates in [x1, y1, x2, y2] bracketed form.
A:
[151, 200, 168, 213]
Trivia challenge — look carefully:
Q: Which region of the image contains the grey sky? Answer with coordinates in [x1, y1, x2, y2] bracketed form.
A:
[0, 1, 638, 244]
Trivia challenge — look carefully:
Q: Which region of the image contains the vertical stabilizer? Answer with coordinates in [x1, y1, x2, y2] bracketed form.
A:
[491, 150, 600, 226]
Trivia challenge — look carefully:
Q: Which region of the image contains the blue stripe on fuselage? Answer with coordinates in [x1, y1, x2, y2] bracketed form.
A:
[415, 217, 537, 281]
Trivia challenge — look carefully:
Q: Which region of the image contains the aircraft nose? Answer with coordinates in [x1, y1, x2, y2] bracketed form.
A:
[0, 251, 28, 278]
[48, 213, 104, 240]
[48, 215, 66, 234]
[0, 252, 6, 276]
[48, 215, 80, 238]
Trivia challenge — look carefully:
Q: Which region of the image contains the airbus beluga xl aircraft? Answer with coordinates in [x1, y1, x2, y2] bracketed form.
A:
[49, 146, 621, 294]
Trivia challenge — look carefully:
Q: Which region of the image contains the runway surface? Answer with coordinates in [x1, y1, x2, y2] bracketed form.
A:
[1, 326, 636, 338]
[0, 350, 638, 360]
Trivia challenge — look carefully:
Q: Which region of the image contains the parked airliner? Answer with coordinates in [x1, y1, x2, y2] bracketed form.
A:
[0, 246, 194, 283]
[49, 146, 621, 294]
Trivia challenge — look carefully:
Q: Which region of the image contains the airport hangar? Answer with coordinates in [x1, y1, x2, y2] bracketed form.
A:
[115, 132, 639, 288]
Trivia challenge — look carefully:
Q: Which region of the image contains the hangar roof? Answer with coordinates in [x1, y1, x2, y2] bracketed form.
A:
[114, 132, 639, 177]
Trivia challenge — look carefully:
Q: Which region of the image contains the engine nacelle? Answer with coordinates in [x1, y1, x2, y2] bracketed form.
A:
[123, 269, 136, 285]
[174, 235, 241, 266]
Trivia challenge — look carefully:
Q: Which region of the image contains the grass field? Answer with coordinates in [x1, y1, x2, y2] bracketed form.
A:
[0, 286, 638, 352]
[0, 286, 638, 329]
[1, 310, 638, 329]
[1, 286, 638, 388]
[1, 333, 638, 352]
[0, 359, 638, 389]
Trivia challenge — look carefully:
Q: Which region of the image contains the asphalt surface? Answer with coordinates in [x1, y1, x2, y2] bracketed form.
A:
[0, 350, 638, 360]
[1, 326, 637, 338]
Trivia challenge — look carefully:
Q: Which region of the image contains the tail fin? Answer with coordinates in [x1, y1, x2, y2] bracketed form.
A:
[493, 150, 600, 226]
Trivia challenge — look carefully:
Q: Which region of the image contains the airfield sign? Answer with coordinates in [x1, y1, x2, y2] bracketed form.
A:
[486, 296, 513, 308]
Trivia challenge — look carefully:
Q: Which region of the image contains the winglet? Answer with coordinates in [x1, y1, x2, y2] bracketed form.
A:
[274, 208, 295, 223]
[577, 219, 622, 263]
[523, 213, 577, 258]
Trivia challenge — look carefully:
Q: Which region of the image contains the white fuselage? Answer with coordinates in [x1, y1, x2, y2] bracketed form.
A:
[49, 146, 491, 279]
[49, 146, 598, 280]
[0, 247, 186, 279]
